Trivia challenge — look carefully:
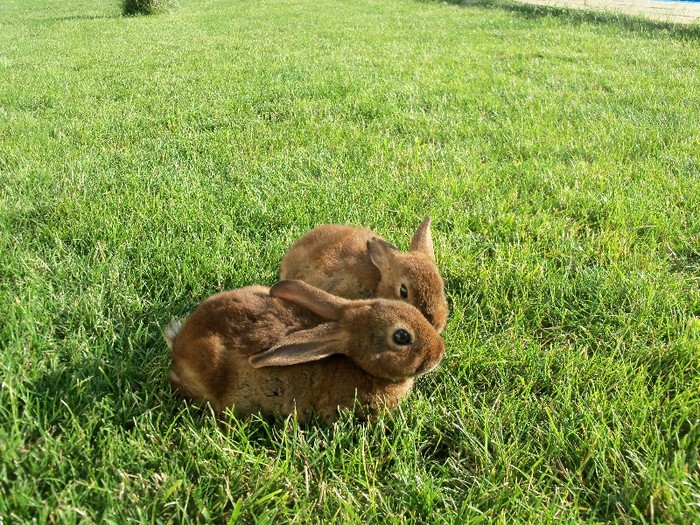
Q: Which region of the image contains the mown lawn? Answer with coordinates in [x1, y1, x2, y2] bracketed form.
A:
[1, 0, 699, 522]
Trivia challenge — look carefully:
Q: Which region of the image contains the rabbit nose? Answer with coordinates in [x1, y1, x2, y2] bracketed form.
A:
[424, 311, 434, 325]
[416, 356, 435, 376]
[416, 349, 442, 376]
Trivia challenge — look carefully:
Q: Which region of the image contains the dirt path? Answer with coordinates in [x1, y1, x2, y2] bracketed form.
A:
[515, 0, 700, 23]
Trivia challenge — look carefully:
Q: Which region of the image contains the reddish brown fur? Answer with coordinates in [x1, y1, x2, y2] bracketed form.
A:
[167, 281, 445, 423]
[279, 218, 449, 333]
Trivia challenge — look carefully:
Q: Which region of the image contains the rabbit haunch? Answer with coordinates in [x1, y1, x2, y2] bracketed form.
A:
[166, 280, 445, 423]
[280, 217, 449, 333]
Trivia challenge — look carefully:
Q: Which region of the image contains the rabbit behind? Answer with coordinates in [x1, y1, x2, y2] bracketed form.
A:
[279, 217, 449, 333]
[166, 280, 445, 423]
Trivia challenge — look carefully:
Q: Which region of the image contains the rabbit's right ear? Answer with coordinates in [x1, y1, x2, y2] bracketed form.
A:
[270, 280, 350, 321]
[410, 216, 435, 261]
[367, 238, 398, 272]
[248, 323, 346, 368]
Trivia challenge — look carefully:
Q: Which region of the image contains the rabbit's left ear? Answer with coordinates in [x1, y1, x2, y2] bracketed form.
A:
[270, 280, 351, 321]
[367, 238, 398, 271]
[410, 217, 434, 261]
[248, 323, 346, 368]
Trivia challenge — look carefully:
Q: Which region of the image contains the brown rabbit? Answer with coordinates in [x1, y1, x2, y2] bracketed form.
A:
[166, 280, 445, 423]
[279, 217, 449, 333]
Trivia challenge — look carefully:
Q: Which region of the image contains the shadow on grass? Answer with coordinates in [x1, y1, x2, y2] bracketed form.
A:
[0, 14, 120, 26]
[427, 0, 700, 39]
[25, 332, 172, 436]
[49, 15, 120, 21]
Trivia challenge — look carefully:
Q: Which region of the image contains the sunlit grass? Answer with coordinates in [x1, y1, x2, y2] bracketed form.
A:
[1, 0, 699, 522]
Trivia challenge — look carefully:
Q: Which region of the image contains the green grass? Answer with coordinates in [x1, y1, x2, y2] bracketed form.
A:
[1, 0, 699, 522]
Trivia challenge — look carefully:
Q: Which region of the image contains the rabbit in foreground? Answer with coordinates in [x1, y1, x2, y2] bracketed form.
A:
[279, 217, 449, 333]
[166, 280, 445, 423]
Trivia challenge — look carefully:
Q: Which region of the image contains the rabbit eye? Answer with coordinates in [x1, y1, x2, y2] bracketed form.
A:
[400, 283, 408, 299]
[393, 329, 412, 345]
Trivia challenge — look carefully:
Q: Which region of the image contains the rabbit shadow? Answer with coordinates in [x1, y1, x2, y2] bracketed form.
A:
[23, 311, 176, 441]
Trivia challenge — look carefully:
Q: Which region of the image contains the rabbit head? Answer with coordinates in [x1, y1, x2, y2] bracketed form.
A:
[249, 280, 445, 382]
[367, 217, 449, 333]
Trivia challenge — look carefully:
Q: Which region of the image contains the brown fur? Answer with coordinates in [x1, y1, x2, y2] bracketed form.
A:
[279, 217, 449, 333]
[167, 281, 445, 423]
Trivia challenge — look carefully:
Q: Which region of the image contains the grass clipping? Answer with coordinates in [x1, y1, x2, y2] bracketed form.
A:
[122, 0, 176, 16]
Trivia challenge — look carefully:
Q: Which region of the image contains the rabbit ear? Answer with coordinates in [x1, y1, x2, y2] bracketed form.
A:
[367, 238, 398, 271]
[270, 280, 350, 321]
[410, 216, 435, 261]
[248, 323, 345, 368]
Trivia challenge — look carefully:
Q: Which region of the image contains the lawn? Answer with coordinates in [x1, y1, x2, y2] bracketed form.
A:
[1, 0, 699, 522]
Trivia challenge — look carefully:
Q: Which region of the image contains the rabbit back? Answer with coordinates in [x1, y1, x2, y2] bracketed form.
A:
[168, 285, 322, 411]
[280, 224, 381, 299]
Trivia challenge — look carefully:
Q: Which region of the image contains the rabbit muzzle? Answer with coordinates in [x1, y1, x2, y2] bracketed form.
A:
[414, 338, 445, 377]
